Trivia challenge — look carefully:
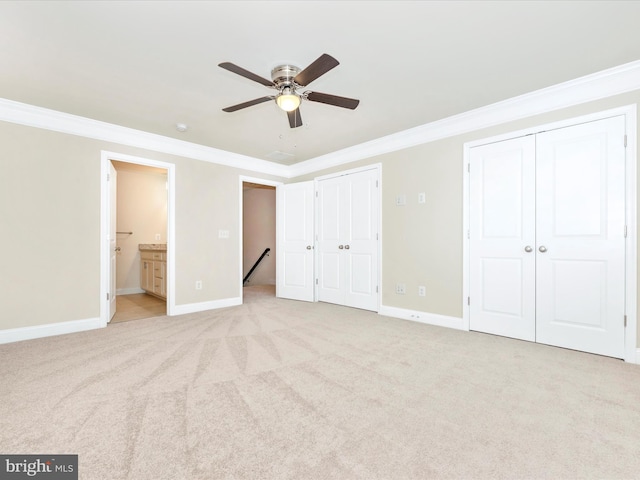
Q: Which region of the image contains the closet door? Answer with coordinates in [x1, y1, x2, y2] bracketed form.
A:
[535, 116, 626, 358]
[469, 136, 536, 341]
[317, 169, 379, 311]
[344, 168, 378, 311]
[317, 176, 345, 305]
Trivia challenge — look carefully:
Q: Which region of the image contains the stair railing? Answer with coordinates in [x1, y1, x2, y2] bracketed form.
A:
[243, 248, 271, 285]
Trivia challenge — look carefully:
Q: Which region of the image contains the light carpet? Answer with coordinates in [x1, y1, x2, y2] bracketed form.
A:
[1, 285, 639, 479]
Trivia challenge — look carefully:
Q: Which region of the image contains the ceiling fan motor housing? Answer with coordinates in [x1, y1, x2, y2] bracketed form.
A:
[271, 65, 301, 89]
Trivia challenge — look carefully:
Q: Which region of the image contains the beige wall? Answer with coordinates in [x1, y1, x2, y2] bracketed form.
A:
[0, 124, 100, 328]
[1, 88, 639, 350]
[296, 90, 640, 347]
[243, 186, 276, 286]
[114, 165, 168, 293]
[0, 122, 284, 330]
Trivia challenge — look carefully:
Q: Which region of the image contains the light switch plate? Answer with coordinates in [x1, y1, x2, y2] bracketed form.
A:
[396, 195, 406, 206]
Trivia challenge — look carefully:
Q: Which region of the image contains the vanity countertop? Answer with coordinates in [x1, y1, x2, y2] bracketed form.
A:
[139, 244, 167, 251]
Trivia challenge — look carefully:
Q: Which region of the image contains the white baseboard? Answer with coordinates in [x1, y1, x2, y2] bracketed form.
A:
[0, 317, 104, 345]
[172, 296, 242, 316]
[117, 288, 145, 295]
[379, 305, 465, 330]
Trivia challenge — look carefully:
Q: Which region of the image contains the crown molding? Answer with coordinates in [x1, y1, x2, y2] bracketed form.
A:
[1, 60, 639, 179]
[0, 98, 289, 178]
[289, 59, 640, 177]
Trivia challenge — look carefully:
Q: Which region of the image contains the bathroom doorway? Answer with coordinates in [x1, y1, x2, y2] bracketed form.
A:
[100, 152, 176, 326]
[111, 160, 168, 323]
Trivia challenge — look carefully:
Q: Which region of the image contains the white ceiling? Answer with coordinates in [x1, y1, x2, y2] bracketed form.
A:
[2, 1, 640, 165]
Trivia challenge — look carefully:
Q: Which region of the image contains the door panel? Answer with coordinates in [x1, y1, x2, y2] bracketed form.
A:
[535, 116, 625, 358]
[345, 169, 378, 311]
[109, 162, 117, 321]
[317, 176, 345, 305]
[283, 252, 308, 287]
[469, 136, 536, 341]
[551, 260, 606, 328]
[276, 182, 314, 302]
[480, 258, 524, 317]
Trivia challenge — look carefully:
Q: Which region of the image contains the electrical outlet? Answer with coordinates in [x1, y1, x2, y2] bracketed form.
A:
[418, 193, 426, 204]
[396, 194, 407, 206]
[396, 283, 406, 295]
[195, 280, 202, 290]
[218, 230, 229, 239]
[418, 286, 426, 297]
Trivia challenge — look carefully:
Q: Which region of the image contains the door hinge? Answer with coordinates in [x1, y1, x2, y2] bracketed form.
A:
[376, 233, 379, 240]
[376, 180, 379, 188]
[467, 296, 470, 306]
[624, 315, 627, 327]
[107, 173, 110, 181]
[315, 278, 318, 285]
[376, 286, 379, 293]
[467, 229, 470, 240]
[107, 292, 110, 301]
[315, 191, 318, 197]
[624, 225, 628, 238]
[467, 163, 470, 173]
[624, 134, 627, 148]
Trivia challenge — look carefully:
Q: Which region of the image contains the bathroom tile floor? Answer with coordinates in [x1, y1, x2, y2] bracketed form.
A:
[111, 293, 166, 324]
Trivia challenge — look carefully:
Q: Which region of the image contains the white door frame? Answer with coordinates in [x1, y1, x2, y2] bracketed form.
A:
[462, 105, 638, 363]
[100, 151, 176, 325]
[314, 163, 382, 311]
[238, 175, 283, 301]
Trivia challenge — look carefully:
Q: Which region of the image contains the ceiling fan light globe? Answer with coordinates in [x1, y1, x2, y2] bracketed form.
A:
[277, 94, 300, 112]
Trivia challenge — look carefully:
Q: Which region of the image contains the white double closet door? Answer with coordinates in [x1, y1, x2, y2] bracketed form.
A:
[469, 116, 626, 358]
[317, 169, 379, 311]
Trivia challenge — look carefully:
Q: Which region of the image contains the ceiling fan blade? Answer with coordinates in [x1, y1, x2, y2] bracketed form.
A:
[287, 108, 303, 128]
[218, 62, 275, 87]
[222, 96, 273, 112]
[306, 91, 360, 110]
[294, 54, 339, 86]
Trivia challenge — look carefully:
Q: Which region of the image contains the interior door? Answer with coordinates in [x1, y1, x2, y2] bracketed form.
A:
[469, 136, 537, 341]
[535, 116, 626, 358]
[317, 176, 344, 305]
[344, 168, 378, 311]
[317, 169, 379, 311]
[109, 162, 117, 321]
[276, 181, 314, 302]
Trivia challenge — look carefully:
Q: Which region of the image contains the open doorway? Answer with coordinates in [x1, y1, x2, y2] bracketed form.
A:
[243, 182, 276, 297]
[111, 160, 168, 323]
[100, 151, 176, 327]
[239, 176, 282, 301]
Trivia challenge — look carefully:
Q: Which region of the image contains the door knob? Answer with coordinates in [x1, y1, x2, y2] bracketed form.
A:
[306, 245, 312, 250]
[524, 246, 533, 253]
[538, 246, 547, 253]
[338, 245, 344, 249]
[345, 245, 350, 249]
[115, 246, 121, 252]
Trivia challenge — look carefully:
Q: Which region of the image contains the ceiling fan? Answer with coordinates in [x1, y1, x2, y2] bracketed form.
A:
[218, 53, 359, 128]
